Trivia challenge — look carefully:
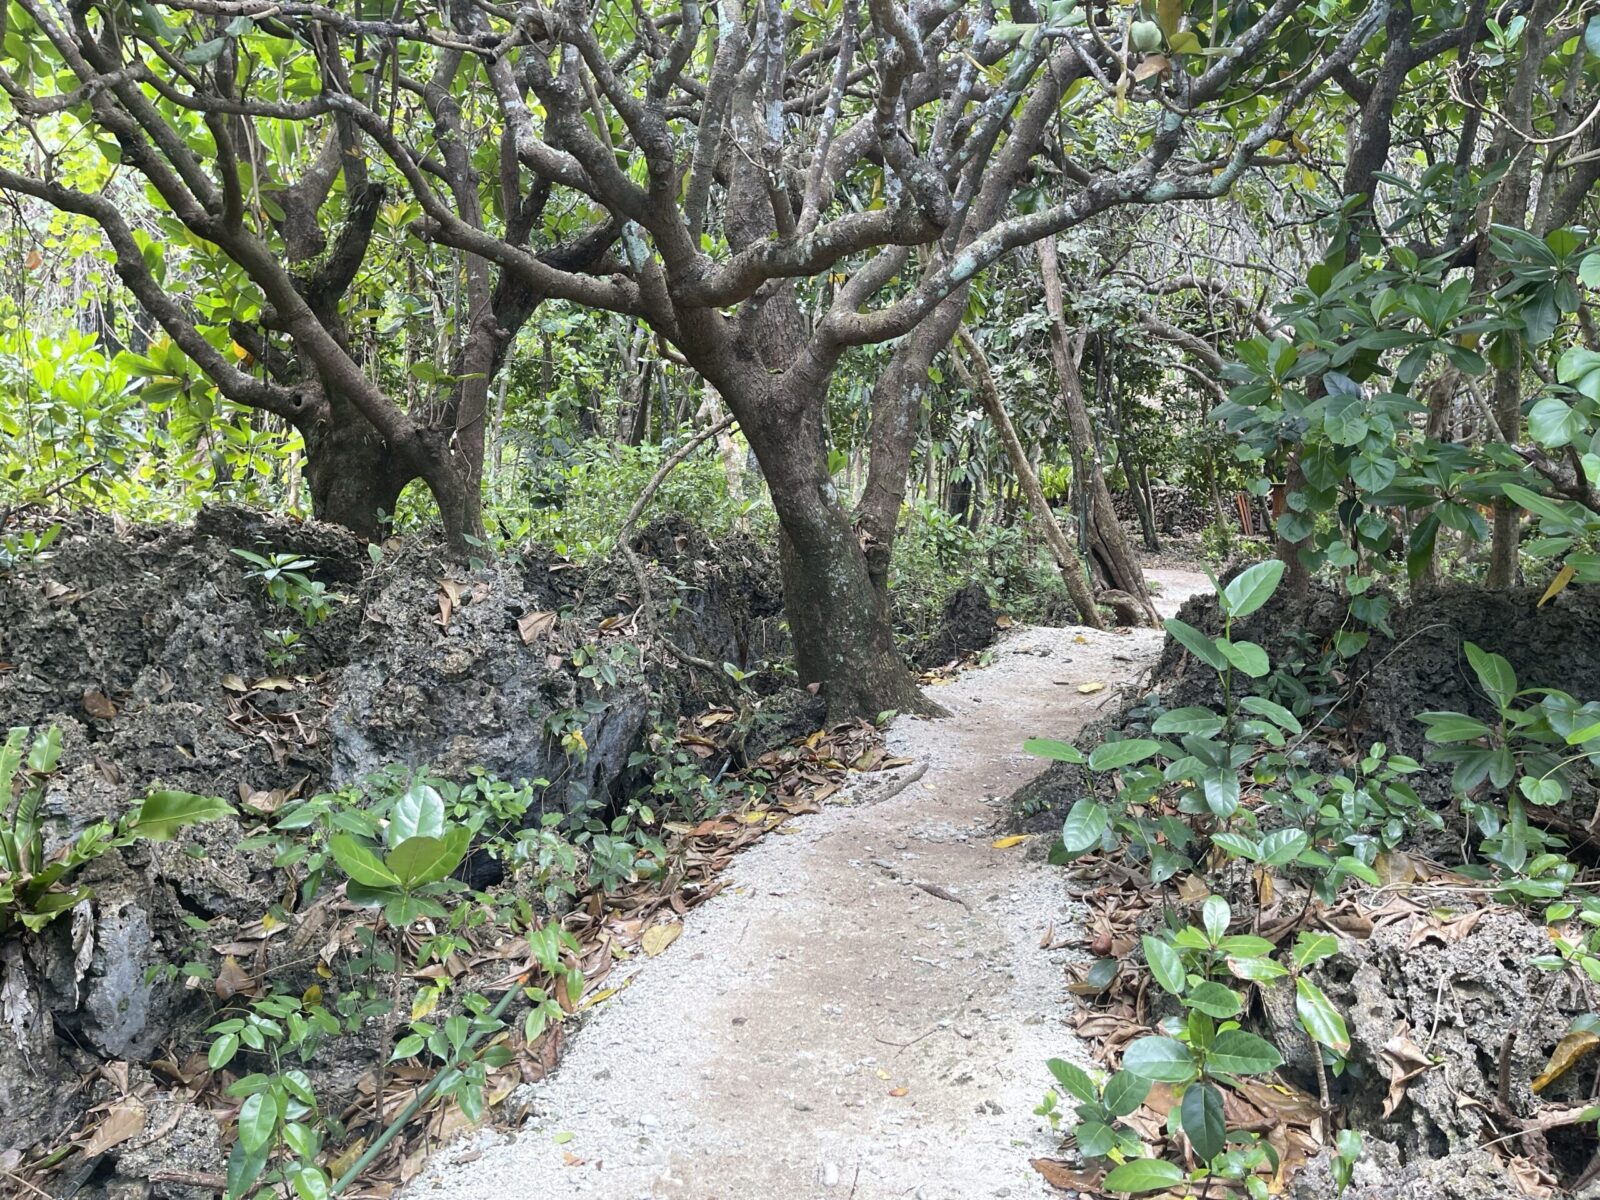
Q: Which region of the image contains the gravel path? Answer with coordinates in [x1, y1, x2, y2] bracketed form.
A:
[409, 570, 1210, 1200]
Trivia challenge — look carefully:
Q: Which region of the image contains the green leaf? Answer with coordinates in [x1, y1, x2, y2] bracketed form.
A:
[1143, 935, 1186, 995]
[1212, 831, 1260, 860]
[1024, 737, 1086, 763]
[1102, 1069, 1152, 1117]
[1216, 638, 1270, 678]
[1122, 1035, 1196, 1083]
[1181, 1081, 1226, 1162]
[1164, 618, 1227, 670]
[1088, 739, 1163, 771]
[1062, 799, 1109, 854]
[390, 782, 445, 845]
[1206, 1029, 1284, 1076]
[134, 791, 233, 840]
[183, 35, 229, 64]
[208, 1032, 240, 1069]
[237, 1089, 279, 1153]
[1102, 1158, 1185, 1194]
[1259, 829, 1310, 866]
[1291, 932, 1339, 970]
[328, 834, 402, 889]
[1185, 981, 1243, 1019]
[1202, 895, 1230, 941]
[1465, 642, 1516, 710]
[385, 827, 471, 888]
[1221, 560, 1286, 618]
[1152, 707, 1226, 736]
[1047, 1058, 1098, 1105]
[1239, 695, 1302, 734]
[1295, 977, 1351, 1052]
[1416, 711, 1492, 743]
[1529, 396, 1586, 449]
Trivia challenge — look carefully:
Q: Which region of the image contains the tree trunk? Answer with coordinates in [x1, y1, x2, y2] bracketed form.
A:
[740, 386, 941, 720]
[1037, 241, 1160, 626]
[954, 326, 1103, 629]
[856, 289, 969, 597]
[301, 405, 414, 540]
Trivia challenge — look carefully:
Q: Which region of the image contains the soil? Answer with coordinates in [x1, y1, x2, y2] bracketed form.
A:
[406, 569, 1211, 1200]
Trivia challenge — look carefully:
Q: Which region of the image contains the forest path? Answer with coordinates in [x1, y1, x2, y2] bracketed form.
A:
[415, 568, 1211, 1200]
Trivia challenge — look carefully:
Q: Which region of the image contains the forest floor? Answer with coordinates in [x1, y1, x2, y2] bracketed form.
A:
[410, 568, 1211, 1200]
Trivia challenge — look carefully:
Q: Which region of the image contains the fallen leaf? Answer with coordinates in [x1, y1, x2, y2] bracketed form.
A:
[1539, 564, 1576, 608]
[1379, 1023, 1435, 1116]
[518, 610, 557, 644]
[1532, 1029, 1600, 1094]
[83, 689, 117, 719]
[1077, 681, 1106, 694]
[214, 955, 257, 1001]
[436, 578, 464, 628]
[641, 924, 682, 957]
[80, 1097, 147, 1156]
[1031, 1159, 1103, 1191]
[991, 835, 1030, 849]
[888, 1086, 909, 1097]
[553, 1131, 575, 1145]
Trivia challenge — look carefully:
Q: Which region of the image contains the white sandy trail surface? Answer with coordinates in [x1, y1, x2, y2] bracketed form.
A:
[408, 570, 1209, 1200]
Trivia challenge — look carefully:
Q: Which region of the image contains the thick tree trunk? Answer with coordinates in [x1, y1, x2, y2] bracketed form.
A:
[301, 408, 413, 540]
[1038, 242, 1160, 626]
[954, 326, 1103, 629]
[740, 388, 941, 720]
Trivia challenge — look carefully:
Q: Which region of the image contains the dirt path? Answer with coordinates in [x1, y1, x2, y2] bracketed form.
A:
[413, 570, 1210, 1200]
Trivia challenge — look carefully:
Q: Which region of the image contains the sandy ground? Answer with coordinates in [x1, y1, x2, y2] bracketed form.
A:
[409, 569, 1210, 1200]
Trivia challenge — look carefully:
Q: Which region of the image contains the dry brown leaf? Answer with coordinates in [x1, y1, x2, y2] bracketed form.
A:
[1132, 53, 1170, 81]
[1031, 1159, 1103, 1193]
[1531, 1029, 1600, 1094]
[888, 1086, 909, 1097]
[80, 1097, 147, 1156]
[436, 578, 464, 628]
[1379, 1023, 1434, 1117]
[1508, 1155, 1558, 1198]
[518, 610, 557, 644]
[641, 923, 682, 957]
[83, 688, 117, 719]
[214, 954, 257, 1001]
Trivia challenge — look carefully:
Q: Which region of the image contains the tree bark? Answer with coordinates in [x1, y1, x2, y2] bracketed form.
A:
[954, 326, 1103, 629]
[740, 385, 942, 719]
[1037, 241, 1160, 627]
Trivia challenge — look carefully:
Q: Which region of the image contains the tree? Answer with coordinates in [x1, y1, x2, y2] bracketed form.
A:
[1, 0, 1394, 716]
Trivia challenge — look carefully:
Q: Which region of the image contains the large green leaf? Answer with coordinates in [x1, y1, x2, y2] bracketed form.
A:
[134, 791, 233, 841]
[1088, 739, 1162, 771]
[1206, 1029, 1284, 1075]
[1023, 737, 1086, 763]
[1464, 642, 1516, 710]
[328, 834, 402, 889]
[385, 827, 471, 888]
[1046, 1058, 1098, 1105]
[389, 781, 445, 845]
[1295, 977, 1350, 1052]
[1102, 1158, 1185, 1194]
[1181, 1081, 1226, 1162]
[1216, 638, 1269, 678]
[1164, 618, 1227, 670]
[1061, 799, 1109, 853]
[237, 1090, 279, 1153]
[1101, 1069, 1151, 1117]
[1121, 1035, 1196, 1083]
[1151, 707, 1225, 737]
[1221, 560, 1286, 619]
[1416, 711, 1492, 743]
[1142, 935, 1186, 995]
